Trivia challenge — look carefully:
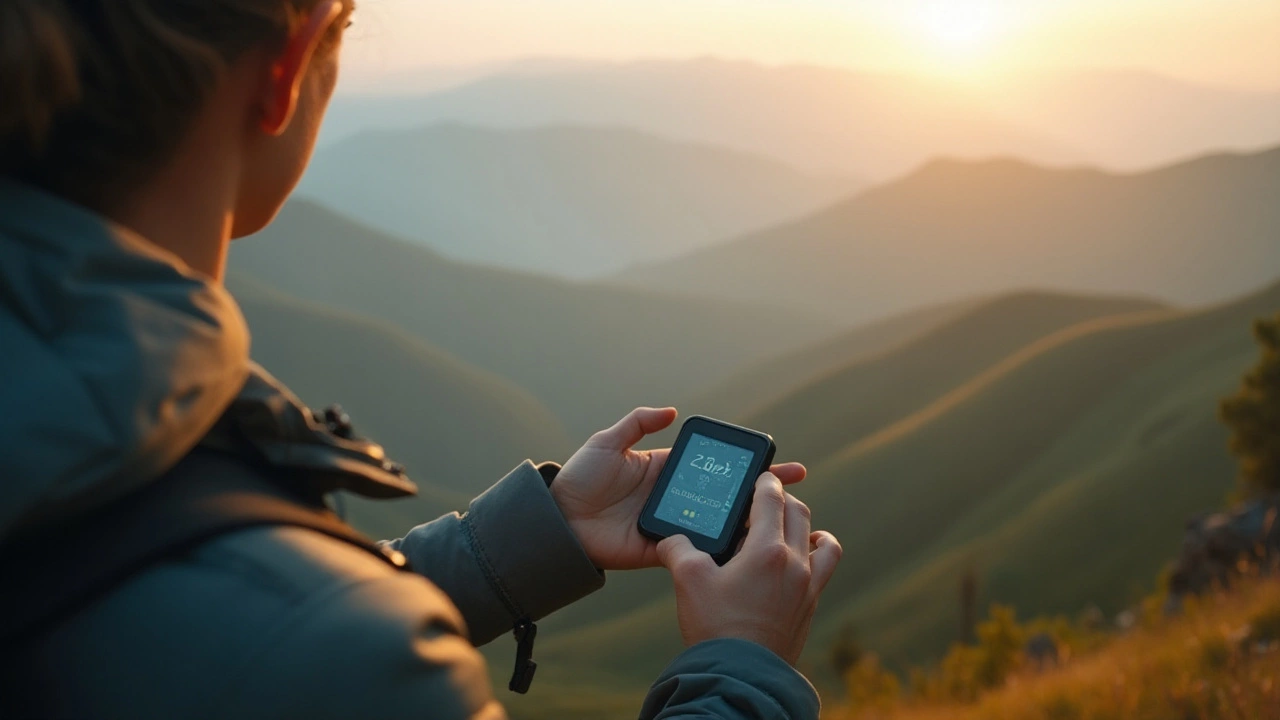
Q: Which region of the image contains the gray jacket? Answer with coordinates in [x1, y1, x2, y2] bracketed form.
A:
[0, 180, 821, 719]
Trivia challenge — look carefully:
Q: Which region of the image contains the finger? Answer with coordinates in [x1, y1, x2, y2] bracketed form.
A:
[743, 473, 785, 552]
[784, 493, 812, 556]
[592, 407, 679, 452]
[657, 534, 714, 578]
[807, 531, 842, 597]
[770, 462, 807, 486]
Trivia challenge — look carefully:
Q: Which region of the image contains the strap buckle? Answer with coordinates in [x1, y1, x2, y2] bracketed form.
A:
[509, 620, 538, 694]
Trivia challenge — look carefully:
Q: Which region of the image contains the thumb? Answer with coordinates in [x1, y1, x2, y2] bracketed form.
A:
[591, 407, 679, 452]
[657, 533, 706, 573]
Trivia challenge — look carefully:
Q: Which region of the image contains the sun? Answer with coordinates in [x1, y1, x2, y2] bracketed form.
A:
[920, 1, 998, 52]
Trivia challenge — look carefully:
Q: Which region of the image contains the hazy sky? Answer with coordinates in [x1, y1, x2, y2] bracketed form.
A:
[340, 0, 1280, 92]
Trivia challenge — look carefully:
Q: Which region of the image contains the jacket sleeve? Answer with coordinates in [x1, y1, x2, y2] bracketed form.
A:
[639, 639, 823, 720]
[381, 461, 606, 645]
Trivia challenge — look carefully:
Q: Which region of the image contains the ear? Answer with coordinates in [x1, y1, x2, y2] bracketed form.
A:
[260, 0, 344, 136]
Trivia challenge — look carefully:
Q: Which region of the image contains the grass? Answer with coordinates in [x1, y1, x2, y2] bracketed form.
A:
[827, 579, 1280, 720]
[804, 280, 1280, 669]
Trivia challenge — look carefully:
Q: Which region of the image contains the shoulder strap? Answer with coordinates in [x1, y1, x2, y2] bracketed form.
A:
[0, 447, 408, 650]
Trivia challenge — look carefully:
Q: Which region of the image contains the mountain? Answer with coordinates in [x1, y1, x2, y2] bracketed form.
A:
[979, 69, 1280, 172]
[741, 291, 1167, 463]
[803, 278, 1280, 668]
[619, 147, 1280, 326]
[225, 273, 572, 538]
[686, 298, 982, 423]
[324, 59, 1280, 180]
[230, 201, 837, 436]
[513, 280, 1279, 705]
[298, 124, 857, 279]
[322, 58, 1087, 178]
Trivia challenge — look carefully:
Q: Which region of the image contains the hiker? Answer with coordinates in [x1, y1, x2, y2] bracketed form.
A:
[0, 1, 842, 717]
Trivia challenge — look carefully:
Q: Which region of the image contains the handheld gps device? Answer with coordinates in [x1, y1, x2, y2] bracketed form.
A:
[638, 416, 776, 565]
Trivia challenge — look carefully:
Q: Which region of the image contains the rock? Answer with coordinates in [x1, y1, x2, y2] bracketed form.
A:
[1024, 633, 1059, 670]
[1115, 610, 1137, 632]
[1168, 495, 1280, 598]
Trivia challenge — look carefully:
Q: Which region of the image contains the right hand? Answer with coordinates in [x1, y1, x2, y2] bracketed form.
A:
[656, 473, 842, 666]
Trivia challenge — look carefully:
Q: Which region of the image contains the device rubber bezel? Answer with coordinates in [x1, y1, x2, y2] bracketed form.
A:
[637, 416, 776, 564]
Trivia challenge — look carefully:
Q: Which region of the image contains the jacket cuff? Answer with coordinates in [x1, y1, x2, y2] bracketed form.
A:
[462, 461, 605, 626]
[642, 639, 821, 720]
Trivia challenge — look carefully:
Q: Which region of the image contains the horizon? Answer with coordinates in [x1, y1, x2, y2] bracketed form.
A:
[338, 0, 1280, 95]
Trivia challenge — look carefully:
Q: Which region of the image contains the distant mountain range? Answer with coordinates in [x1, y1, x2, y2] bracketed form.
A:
[297, 124, 857, 278]
[323, 58, 1085, 178]
[230, 201, 836, 436]
[324, 59, 1280, 178]
[619, 147, 1280, 325]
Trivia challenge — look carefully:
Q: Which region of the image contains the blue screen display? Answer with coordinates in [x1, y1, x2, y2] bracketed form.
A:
[654, 433, 755, 539]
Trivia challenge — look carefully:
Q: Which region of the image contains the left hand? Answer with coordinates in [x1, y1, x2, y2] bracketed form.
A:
[552, 407, 808, 571]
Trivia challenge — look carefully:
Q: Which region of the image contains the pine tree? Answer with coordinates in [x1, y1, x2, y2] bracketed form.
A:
[1220, 313, 1280, 497]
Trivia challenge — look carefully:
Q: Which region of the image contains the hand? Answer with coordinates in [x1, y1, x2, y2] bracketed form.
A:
[553, 407, 807, 571]
[657, 473, 842, 666]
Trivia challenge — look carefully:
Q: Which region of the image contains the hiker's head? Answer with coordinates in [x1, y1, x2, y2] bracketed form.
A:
[0, 0, 352, 237]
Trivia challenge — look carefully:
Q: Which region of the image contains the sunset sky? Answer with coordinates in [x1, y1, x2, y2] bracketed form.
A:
[341, 0, 1280, 92]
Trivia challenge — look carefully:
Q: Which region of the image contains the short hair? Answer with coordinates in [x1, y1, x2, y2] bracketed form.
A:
[0, 0, 345, 207]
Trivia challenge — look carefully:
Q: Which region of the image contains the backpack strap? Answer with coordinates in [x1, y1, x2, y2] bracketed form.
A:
[0, 446, 409, 651]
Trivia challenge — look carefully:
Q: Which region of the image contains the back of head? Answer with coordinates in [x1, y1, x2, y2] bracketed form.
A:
[0, 0, 321, 208]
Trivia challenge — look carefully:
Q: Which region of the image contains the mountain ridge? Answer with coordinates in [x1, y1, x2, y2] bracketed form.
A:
[298, 123, 858, 278]
[617, 145, 1280, 325]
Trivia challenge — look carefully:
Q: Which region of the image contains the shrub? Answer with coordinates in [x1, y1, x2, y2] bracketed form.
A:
[844, 653, 902, 712]
[1220, 313, 1280, 497]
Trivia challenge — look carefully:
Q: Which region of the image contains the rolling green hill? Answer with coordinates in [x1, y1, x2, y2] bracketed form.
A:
[744, 291, 1168, 464]
[620, 147, 1280, 325]
[231, 201, 836, 435]
[225, 274, 572, 539]
[299, 124, 857, 279]
[686, 298, 982, 423]
[510, 280, 1279, 713]
[804, 279, 1280, 668]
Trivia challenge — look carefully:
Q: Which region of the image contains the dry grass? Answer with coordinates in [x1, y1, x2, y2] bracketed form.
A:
[828, 579, 1280, 720]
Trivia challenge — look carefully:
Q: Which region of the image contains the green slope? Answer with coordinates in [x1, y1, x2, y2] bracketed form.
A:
[517, 281, 1279, 707]
[746, 291, 1167, 465]
[299, 124, 858, 279]
[804, 279, 1280, 668]
[687, 297, 982, 423]
[620, 147, 1280, 325]
[225, 274, 571, 539]
[507, 290, 1173, 687]
[231, 201, 836, 436]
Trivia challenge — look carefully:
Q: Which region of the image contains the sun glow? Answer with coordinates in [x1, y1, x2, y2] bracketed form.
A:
[919, 1, 1000, 53]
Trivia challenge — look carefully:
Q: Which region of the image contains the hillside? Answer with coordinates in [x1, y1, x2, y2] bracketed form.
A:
[323, 60, 1280, 179]
[512, 280, 1279, 709]
[298, 124, 857, 278]
[225, 274, 571, 538]
[743, 291, 1167, 464]
[620, 147, 1280, 325]
[230, 201, 836, 435]
[828, 579, 1280, 720]
[804, 279, 1280, 668]
[686, 298, 981, 423]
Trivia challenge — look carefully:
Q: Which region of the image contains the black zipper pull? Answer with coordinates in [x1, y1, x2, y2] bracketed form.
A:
[509, 620, 538, 694]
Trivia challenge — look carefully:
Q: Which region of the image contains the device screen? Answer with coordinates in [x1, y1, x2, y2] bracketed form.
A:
[654, 433, 756, 538]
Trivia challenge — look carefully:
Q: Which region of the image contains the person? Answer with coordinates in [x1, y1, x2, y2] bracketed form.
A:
[0, 1, 843, 717]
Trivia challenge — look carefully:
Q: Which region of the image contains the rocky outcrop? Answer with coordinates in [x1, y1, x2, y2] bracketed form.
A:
[1168, 496, 1280, 597]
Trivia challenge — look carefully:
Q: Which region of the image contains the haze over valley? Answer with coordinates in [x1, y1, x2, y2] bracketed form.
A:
[231, 5, 1280, 714]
